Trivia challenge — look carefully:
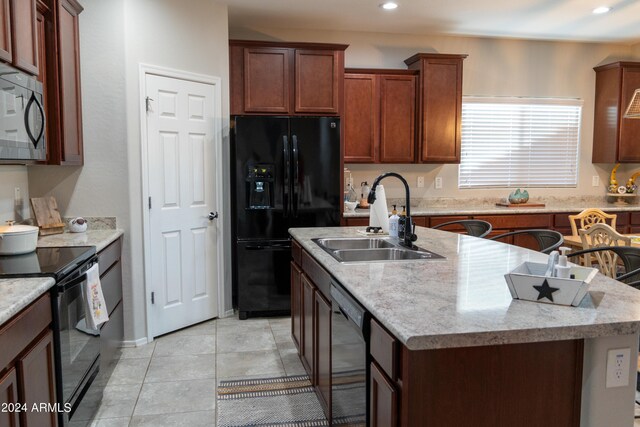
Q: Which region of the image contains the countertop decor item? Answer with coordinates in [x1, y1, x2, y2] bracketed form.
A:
[608, 163, 621, 193]
[507, 189, 529, 204]
[505, 261, 597, 306]
[30, 197, 65, 235]
[68, 217, 88, 233]
[344, 201, 357, 212]
[0, 221, 39, 255]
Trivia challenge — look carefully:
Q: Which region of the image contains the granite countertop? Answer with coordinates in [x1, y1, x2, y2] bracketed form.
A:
[289, 226, 640, 350]
[343, 202, 640, 217]
[0, 277, 55, 325]
[37, 229, 124, 252]
[0, 229, 124, 327]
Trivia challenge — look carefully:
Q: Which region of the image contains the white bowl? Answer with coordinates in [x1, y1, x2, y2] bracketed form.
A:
[344, 201, 357, 212]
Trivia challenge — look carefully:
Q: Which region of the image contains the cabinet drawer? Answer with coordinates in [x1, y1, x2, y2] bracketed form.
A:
[292, 239, 302, 265]
[98, 237, 122, 276]
[100, 260, 122, 317]
[554, 213, 575, 228]
[429, 215, 470, 227]
[370, 318, 397, 381]
[631, 213, 640, 225]
[474, 214, 551, 230]
[411, 216, 427, 227]
[345, 217, 368, 227]
[0, 292, 51, 370]
[302, 249, 332, 301]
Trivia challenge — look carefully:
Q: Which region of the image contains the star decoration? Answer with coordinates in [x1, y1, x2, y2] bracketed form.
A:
[533, 279, 559, 302]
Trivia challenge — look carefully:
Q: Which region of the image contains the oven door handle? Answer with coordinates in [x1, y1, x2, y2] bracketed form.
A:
[61, 272, 88, 292]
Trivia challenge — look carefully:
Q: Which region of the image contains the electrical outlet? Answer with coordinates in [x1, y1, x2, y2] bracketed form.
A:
[435, 176, 443, 189]
[417, 176, 425, 188]
[14, 187, 21, 203]
[606, 347, 630, 388]
[592, 175, 600, 187]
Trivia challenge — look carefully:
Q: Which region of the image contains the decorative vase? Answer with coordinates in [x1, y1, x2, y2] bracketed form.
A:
[508, 189, 529, 204]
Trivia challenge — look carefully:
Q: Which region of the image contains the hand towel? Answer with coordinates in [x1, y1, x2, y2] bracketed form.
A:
[369, 184, 389, 233]
[84, 263, 109, 329]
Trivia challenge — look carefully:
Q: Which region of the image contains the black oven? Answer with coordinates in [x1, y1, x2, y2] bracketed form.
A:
[51, 254, 101, 426]
[0, 63, 46, 163]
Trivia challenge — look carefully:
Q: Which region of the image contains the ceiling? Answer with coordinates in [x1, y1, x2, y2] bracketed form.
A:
[225, 0, 640, 44]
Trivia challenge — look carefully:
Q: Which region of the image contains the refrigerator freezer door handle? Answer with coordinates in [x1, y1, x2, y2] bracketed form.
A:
[292, 135, 299, 218]
[283, 135, 290, 218]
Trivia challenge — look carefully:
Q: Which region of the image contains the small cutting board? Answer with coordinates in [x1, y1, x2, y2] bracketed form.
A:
[495, 202, 546, 208]
[30, 197, 65, 235]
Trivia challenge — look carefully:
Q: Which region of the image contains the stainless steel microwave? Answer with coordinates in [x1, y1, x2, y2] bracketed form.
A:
[0, 63, 46, 163]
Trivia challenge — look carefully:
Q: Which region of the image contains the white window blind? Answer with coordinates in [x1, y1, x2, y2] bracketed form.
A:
[458, 97, 582, 188]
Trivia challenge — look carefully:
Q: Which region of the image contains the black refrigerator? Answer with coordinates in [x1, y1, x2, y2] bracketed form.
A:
[231, 116, 341, 319]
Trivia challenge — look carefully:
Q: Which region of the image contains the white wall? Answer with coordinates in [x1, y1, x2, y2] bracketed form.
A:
[123, 0, 231, 341]
[27, 0, 230, 343]
[0, 166, 29, 222]
[230, 27, 639, 200]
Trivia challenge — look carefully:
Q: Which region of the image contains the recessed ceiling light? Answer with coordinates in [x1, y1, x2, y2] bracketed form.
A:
[380, 2, 398, 10]
[592, 6, 611, 14]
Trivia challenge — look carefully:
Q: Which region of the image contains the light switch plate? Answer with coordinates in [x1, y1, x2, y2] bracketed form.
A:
[592, 175, 600, 187]
[417, 176, 424, 188]
[606, 347, 630, 388]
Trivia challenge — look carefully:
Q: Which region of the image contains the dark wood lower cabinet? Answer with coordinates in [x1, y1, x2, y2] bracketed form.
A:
[0, 368, 19, 427]
[18, 330, 57, 427]
[370, 361, 397, 427]
[291, 261, 302, 352]
[315, 290, 331, 414]
[301, 275, 315, 380]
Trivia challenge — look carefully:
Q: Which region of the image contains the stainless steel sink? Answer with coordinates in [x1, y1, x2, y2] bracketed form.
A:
[312, 237, 444, 263]
[314, 238, 395, 250]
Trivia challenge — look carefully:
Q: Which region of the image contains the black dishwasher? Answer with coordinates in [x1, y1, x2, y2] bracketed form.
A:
[330, 282, 368, 426]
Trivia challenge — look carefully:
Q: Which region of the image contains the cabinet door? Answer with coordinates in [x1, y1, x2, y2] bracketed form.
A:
[0, 0, 11, 62]
[291, 261, 302, 352]
[56, 0, 83, 165]
[419, 57, 464, 163]
[244, 47, 291, 113]
[370, 361, 397, 427]
[18, 330, 57, 427]
[11, 0, 38, 74]
[295, 49, 340, 114]
[301, 274, 315, 381]
[344, 74, 378, 162]
[315, 290, 331, 414]
[618, 67, 640, 162]
[380, 75, 416, 163]
[0, 368, 19, 427]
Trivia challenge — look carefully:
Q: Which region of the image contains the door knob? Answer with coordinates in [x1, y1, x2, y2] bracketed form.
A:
[208, 212, 219, 220]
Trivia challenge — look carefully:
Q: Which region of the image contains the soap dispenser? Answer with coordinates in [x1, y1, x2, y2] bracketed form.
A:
[398, 205, 407, 236]
[554, 247, 572, 279]
[389, 205, 399, 238]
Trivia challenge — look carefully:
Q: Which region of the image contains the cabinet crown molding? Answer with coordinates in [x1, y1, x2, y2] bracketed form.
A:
[229, 39, 348, 51]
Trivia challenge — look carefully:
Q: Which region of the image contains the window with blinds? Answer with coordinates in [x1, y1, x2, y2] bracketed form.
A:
[458, 97, 582, 188]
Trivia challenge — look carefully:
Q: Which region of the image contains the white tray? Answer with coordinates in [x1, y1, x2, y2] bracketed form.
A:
[505, 262, 598, 306]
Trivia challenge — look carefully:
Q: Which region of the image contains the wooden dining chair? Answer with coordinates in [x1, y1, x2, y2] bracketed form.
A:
[578, 223, 631, 278]
[568, 208, 617, 236]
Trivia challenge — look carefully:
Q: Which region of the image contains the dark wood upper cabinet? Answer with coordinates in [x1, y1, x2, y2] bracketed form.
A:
[592, 61, 640, 163]
[379, 74, 416, 163]
[244, 47, 291, 114]
[11, 0, 39, 75]
[230, 40, 347, 116]
[344, 73, 379, 162]
[344, 69, 416, 164]
[295, 49, 340, 114]
[405, 53, 467, 163]
[0, 0, 11, 63]
[54, 0, 83, 165]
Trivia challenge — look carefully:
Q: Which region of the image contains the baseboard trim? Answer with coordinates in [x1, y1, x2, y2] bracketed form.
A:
[220, 309, 235, 318]
[121, 337, 149, 348]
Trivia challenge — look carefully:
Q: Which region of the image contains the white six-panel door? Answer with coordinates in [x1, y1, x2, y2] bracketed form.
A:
[145, 73, 219, 337]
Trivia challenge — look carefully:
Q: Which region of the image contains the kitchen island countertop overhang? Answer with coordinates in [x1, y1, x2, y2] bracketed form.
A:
[289, 226, 640, 351]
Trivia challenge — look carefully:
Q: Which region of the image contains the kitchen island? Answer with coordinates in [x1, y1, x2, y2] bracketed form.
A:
[289, 226, 640, 427]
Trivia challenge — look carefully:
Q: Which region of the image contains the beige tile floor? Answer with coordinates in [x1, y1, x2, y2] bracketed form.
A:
[77, 315, 640, 426]
[77, 316, 304, 427]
